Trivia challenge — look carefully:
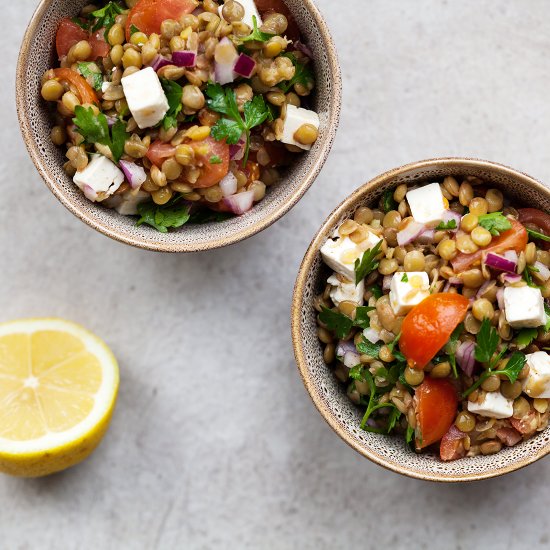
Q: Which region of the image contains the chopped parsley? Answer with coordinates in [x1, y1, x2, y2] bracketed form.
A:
[545, 303, 550, 332]
[516, 328, 538, 349]
[278, 53, 314, 93]
[382, 189, 397, 213]
[77, 62, 103, 91]
[401, 273, 408, 283]
[405, 425, 415, 445]
[160, 79, 183, 130]
[435, 219, 457, 231]
[129, 24, 141, 35]
[478, 212, 512, 236]
[241, 15, 275, 43]
[88, 1, 127, 40]
[370, 284, 383, 299]
[354, 240, 383, 286]
[523, 265, 540, 288]
[445, 323, 463, 378]
[354, 306, 375, 329]
[474, 318, 500, 364]
[72, 106, 128, 162]
[319, 306, 374, 339]
[136, 197, 191, 233]
[526, 227, 550, 243]
[72, 17, 90, 31]
[209, 155, 222, 164]
[356, 337, 381, 358]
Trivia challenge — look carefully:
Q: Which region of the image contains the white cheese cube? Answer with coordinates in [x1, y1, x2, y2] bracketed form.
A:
[503, 286, 545, 328]
[467, 392, 514, 419]
[327, 274, 364, 307]
[389, 272, 430, 315]
[321, 228, 381, 281]
[121, 67, 169, 129]
[406, 182, 447, 225]
[280, 105, 320, 151]
[73, 155, 124, 202]
[219, 0, 262, 29]
[523, 352, 550, 398]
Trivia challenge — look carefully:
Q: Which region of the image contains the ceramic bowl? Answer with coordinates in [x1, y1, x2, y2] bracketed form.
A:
[16, 0, 341, 252]
[292, 157, 550, 482]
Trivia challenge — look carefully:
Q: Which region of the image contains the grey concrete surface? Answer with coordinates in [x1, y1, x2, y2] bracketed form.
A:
[2, 1, 550, 549]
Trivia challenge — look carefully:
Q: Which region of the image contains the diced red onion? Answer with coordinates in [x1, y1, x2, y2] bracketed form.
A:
[294, 41, 313, 59]
[222, 190, 254, 215]
[534, 261, 550, 282]
[485, 252, 517, 273]
[234, 53, 256, 78]
[496, 287, 505, 310]
[119, 160, 147, 190]
[363, 328, 381, 344]
[499, 273, 522, 285]
[229, 137, 246, 160]
[443, 281, 452, 293]
[448, 277, 462, 285]
[219, 172, 238, 197]
[150, 55, 172, 72]
[214, 37, 239, 85]
[82, 184, 98, 202]
[106, 115, 118, 128]
[397, 220, 425, 246]
[476, 280, 493, 299]
[343, 351, 361, 368]
[496, 427, 522, 447]
[336, 339, 357, 358]
[172, 50, 197, 68]
[441, 209, 461, 231]
[382, 275, 392, 292]
[456, 341, 476, 377]
[504, 250, 519, 263]
[417, 228, 436, 244]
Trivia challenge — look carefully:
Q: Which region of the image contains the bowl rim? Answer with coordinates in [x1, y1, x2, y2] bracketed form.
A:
[15, 0, 342, 253]
[291, 156, 550, 482]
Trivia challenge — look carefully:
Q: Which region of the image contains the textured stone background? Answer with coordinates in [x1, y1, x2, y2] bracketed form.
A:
[2, 1, 550, 548]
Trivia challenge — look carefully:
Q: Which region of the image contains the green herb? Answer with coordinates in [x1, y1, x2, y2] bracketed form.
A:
[545, 303, 550, 332]
[474, 318, 500, 364]
[71, 17, 90, 30]
[516, 328, 538, 349]
[241, 15, 275, 43]
[370, 285, 383, 299]
[89, 1, 126, 39]
[356, 337, 381, 358]
[478, 212, 512, 236]
[77, 62, 103, 91]
[188, 209, 234, 224]
[405, 425, 415, 445]
[387, 333, 405, 362]
[526, 227, 550, 243]
[209, 155, 222, 164]
[401, 273, 408, 283]
[354, 240, 383, 285]
[129, 24, 141, 35]
[387, 407, 402, 432]
[382, 189, 397, 213]
[445, 323, 463, 378]
[206, 83, 269, 166]
[354, 306, 375, 330]
[348, 365, 364, 381]
[136, 197, 191, 233]
[160, 79, 183, 130]
[435, 219, 457, 231]
[319, 307, 353, 339]
[72, 106, 128, 162]
[463, 352, 526, 398]
[278, 53, 314, 93]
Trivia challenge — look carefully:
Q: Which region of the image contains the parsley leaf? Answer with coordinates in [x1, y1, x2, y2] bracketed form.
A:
[136, 197, 191, 233]
[349, 365, 365, 381]
[545, 303, 550, 332]
[77, 62, 103, 91]
[474, 318, 500, 364]
[354, 306, 375, 329]
[387, 407, 402, 432]
[89, 1, 126, 39]
[478, 212, 512, 236]
[524, 265, 540, 288]
[160, 79, 183, 130]
[405, 425, 415, 445]
[73, 106, 128, 163]
[278, 53, 314, 93]
[382, 189, 397, 213]
[526, 227, 550, 243]
[319, 307, 353, 339]
[356, 337, 381, 358]
[72, 17, 90, 31]
[354, 240, 383, 285]
[435, 219, 457, 231]
[401, 273, 408, 283]
[188, 209, 234, 224]
[370, 285, 383, 299]
[129, 24, 141, 35]
[206, 83, 269, 166]
[516, 328, 538, 349]
[241, 15, 274, 43]
[445, 323, 463, 378]
[209, 155, 222, 164]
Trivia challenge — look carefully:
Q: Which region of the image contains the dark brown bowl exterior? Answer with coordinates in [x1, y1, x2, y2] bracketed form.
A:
[292, 158, 550, 482]
[16, 0, 341, 252]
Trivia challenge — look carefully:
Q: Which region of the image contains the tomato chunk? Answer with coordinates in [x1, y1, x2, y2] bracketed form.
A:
[518, 208, 550, 250]
[189, 137, 230, 188]
[146, 141, 176, 167]
[415, 378, 458, 449]
[496, 427, 522, 447]
[400, 293, 469, 370]
[89, 29, 111, 59]
[451, 218, 528, 273]
[56, 18, 88, 59]
[126, 0, 198, 41]
[52, 68, 99, 105]
[440, 425, 467, 461]
[254, 0, 301, 42]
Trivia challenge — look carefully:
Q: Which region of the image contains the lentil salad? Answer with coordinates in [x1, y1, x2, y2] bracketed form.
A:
[315, 177, 550, 461]
[41, 0, 319, 232]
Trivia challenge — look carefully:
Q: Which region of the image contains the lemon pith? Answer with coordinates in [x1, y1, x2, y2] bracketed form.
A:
[0, 318, 119, 477]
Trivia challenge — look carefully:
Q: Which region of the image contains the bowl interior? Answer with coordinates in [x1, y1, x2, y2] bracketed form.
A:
[293, 158, 550, 482]
[17, 0, 340, 252]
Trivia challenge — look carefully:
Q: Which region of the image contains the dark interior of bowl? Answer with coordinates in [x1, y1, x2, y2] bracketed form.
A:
[18, 0, 340, 251]
[298, 160, 550, 480]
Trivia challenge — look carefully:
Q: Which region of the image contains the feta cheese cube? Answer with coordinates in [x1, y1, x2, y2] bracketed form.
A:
[503, 286, 545, 328]
[327, 274, 364, 307]
[73, 155, 124, 202]
[280, 105, 320, 151]
[320, 228, 381, 281]
[406, 182, 447, 224]
[467, 391, 514, 419]
[219, 0, 262, 29]
[389, 272, 430, 315]
[523, 351, 550, 398]
[121, 67, 169, 129]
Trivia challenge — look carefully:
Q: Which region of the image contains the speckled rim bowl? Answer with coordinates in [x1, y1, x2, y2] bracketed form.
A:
[16, 0, 341, 252]
[292, 157, 550, 482]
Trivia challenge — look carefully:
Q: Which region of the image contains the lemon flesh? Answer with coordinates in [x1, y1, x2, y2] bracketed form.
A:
[0, 319, 119, 477]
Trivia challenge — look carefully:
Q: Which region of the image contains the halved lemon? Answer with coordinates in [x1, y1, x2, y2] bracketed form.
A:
[0, 318, 119, 477]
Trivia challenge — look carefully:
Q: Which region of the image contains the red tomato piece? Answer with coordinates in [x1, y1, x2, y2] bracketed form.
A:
[126, 0, 198, 41]
[415, 378, 458, 450]
[510, 413, 538, 436]
[518, 208, 550, 250]
[146, 141, 177, 167]
[451, 218, 528, 273]
[254, 0, 301, 42]
[52, 68, 99, 105]
[259, 141, 292, 168]
[439, 425, 467, 461]
[189, 137, 230, 188]
[496, 427, 522, 447]
[56, 18, 88, 59]
[89, 29, 111, 59]
[400, 293, 469, 370]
